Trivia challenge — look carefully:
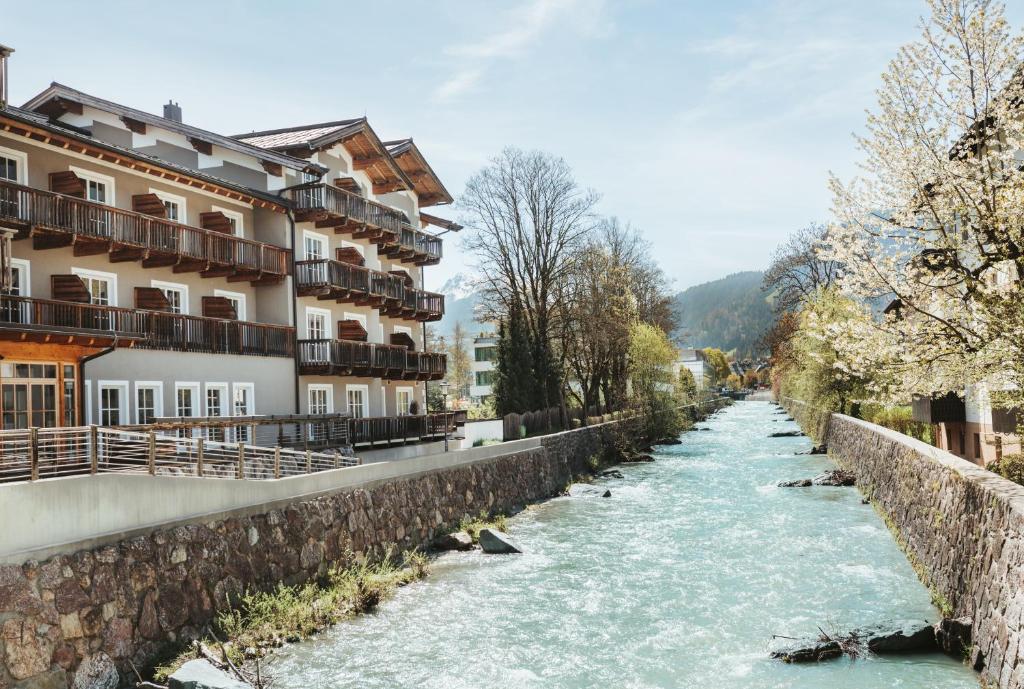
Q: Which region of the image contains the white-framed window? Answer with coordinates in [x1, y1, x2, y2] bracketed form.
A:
[0, 145, 28, 184]
[305, 307, 331, 340]
[232, 383, 255, 443]
[70, 166, 115, 206]
[97, 381, 129, 427]
[396, 387, 414, 416]
[175, 383, 200, 419]
[205, 383, 228, 442]
[150, 188, 187, 223]
[151, 280, 189, 315]
[303, 230, 328, 261]
[213, 289, 246, 321]
[308, 384, 333, 415]
[211, 205, 245, 238]
[9, 258, 30, 297]
[72, 268, 118, 306]
[135, 381, 163, 425]
[346, 384, 368, 419]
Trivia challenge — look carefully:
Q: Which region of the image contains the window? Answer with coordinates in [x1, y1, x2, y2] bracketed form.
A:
[475, 346, 497, 362]
[396, 387, 413, 416]
[205, 384, 227, 442]
[72, 268, 118, 306]
[0, 145, 26, 184]
[135, 383, 163, 425]
[306, 307, 330, 340]
[151, 280, 188, 315]
[98, 382, 128, 427]
[9, 258, 29, 297]
[475, 371, 496, 387]
[232, 383, 254, 443]
[346, 385, 367, 419]
[974, 433, 982, 460]
[175, 384, 200, 437]
[212, 206, 244, 238]
[308, 385, 333, 415]
[63, 365, 76, 426]
[71, 167, 115, 206]
[1, 363, 60, 429]
[303, 231, 327, 261]
[149, 189, 187, 223]
[214, 290, 246, 321]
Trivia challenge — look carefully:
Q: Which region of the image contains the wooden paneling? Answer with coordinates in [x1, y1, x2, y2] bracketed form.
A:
[335, 247, 365, 266]
[50, 275, 91, 303]
[199, 211, 234, 234]
[338, 319, 368, 342]
[201, 296, 237, 320]
[390, 332, 416, 350]
[134, 287, 172, 311]
[48, 171, 85, 198]
[132, 193, 167, 217]
[333, 177, 362, 194]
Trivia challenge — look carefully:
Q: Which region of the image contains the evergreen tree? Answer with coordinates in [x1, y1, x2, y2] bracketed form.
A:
[494, 305, 536, 415]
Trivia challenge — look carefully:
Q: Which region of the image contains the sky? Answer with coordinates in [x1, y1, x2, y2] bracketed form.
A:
[5, 0, 1024, 293]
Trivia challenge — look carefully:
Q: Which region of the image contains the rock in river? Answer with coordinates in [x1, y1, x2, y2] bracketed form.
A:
[654, 437, 682, 445]
[478, 528, 523, 554]
[770, 620, 936, 663]
[169, 659, 253, 689]
[769, 430, 805, 438]
[568, 483, 612, 498]
[433, 531, 474, 551]
[770, 638, 842, 663]
[599, 469, 624, 479]
[779, 469, 856, 488]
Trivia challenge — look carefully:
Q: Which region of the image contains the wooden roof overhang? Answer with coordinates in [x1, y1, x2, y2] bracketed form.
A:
[384, 139, 453, 207]
[0, 111, 290, 213]
[419, 212, 463, 233]
[0, 326, 140, 350]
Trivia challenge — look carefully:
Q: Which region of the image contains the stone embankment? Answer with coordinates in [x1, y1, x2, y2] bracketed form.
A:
[0, 419, 630, 689]
[784, 399, 1024, 689]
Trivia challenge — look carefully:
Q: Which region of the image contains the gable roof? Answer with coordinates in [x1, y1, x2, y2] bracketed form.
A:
[22, 83, 325, 175]
[383, 138, 453, 207]
[233, 119, 413, 195]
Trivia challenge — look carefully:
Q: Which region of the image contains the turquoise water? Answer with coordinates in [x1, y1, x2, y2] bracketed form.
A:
[270, 401, 978, 688]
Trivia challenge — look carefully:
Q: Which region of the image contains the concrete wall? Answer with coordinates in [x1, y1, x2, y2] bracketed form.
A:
[0, 419, 622, 688]
[786, 400, 1024, 689]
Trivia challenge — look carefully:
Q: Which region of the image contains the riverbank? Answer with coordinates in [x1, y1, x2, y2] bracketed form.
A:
[267, 401, 974, 689]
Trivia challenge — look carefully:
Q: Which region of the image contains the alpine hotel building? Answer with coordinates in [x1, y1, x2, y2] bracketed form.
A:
[0, 44, 449, 440]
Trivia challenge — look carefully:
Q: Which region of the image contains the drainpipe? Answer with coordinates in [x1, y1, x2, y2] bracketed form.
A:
[285, 207, 301, 416]
[79, 338, 118, 425]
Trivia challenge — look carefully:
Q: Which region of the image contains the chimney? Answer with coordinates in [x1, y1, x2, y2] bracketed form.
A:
[163, 100, 182, 123]
[0, 44, 14, 111]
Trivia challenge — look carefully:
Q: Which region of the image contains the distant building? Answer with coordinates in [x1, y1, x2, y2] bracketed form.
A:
[677, 349, 715, 390]
[471, 334, 498, 402]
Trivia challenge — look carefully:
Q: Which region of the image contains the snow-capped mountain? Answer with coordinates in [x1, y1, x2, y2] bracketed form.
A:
[433, 272, 493, 338]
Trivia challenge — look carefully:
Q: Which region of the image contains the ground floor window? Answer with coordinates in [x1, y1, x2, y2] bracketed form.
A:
[347, 385, 367, 419]
[233, 383, 254, 443]
[206, 384, 227, 442]
[0, 361, 72, 429]
[136, 383, 163, 425]
[175, 383, 199, 437]
[308, 385, 333, 441]
[98, 382, 128, 427]
[396, 387, 414, 416]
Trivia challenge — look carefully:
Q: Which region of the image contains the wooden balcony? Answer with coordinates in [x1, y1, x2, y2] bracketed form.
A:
[0, 179, 289, 284]
[295, 259, 444, 322]
[283, 184, 442, 266]
[0, 295, 294, 357]
[297, 338, 446, 381]
[912, 393, 966, 424]
[349, 412, 458, 447]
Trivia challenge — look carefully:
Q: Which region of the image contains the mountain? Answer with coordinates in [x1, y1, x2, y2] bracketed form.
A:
[433, 273, 493, 339]
[672, 271, 774, 358]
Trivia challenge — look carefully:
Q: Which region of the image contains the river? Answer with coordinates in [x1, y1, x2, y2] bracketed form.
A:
[269, 401, 977, 688]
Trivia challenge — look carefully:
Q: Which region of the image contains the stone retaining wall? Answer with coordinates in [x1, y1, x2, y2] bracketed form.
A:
[0, 421, 626, 689]
[786, 399, 1024, 689]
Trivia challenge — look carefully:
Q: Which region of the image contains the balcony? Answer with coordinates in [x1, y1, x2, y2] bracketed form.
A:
[297, 338, 446, 381]
[283, 184, 442, 266]
[0, 179, 289, 284]
[295, 259, 444, 322]
[0, 294, 294, 357]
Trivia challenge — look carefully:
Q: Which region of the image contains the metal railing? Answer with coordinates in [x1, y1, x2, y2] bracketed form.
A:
[0, 179, 289, 278]
[0, 294, 295, 357]
[297, 338, 446, 380]
[283, 184, 442, 263]
[0, 425, 357, 483]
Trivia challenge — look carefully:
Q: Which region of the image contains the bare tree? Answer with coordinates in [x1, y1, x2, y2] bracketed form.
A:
[762, 223, 841, 312]
[461, 148, 599, 409]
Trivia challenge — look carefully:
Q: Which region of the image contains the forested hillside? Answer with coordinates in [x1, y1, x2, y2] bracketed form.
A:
[672, 271, 774, 357]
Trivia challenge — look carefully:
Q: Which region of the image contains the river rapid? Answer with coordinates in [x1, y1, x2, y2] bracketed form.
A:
[270, 401, 977, 688]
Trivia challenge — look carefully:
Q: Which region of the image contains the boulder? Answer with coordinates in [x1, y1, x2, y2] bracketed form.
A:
[432, 531, 474, 552]
[778, 470, 856, 488]
[856, 620, 936, 653]
[72, 652, 119, 689]
[653, 438, 682, 445]
[778, 478, 813, 488]
[622, 454, 654, 464]
[934, 617, 972, 657]
[795, 445, 827, 456]
[769, 639, 842, 663]
[568, 484, 612, 498]
[169, 659, 253, 689]
[478, 529, 522, 554]
[769, 431, 805, 438]
[599, 469, 624, 479]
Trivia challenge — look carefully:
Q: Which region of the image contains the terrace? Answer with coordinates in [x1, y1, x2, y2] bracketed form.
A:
[295, 258, 444, 322]
[297, 338, 446, 381]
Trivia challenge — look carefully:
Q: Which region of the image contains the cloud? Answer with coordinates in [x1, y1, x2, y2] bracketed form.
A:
[432, 0, 609, 102]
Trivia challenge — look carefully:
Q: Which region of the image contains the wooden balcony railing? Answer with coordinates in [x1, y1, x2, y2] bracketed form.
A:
[0, 295, 294, 357]
[0, 180, 289, 283]
[348, 412, 457, 447]
[283, 184, 443, 266]
[297, 338, 446, 381]
[295, 259, 444, 322]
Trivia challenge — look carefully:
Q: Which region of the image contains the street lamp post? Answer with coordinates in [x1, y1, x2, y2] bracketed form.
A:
[439, 380, 450, 452]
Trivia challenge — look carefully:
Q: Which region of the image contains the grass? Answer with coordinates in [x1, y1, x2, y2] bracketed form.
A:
[458, 511, 509, 543]
[154, 547, 428, 682]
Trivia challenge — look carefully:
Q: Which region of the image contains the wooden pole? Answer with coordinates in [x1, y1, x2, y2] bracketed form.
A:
[29, 427, 38, 481]
[196, 437, 205, 477]
[237, 444, 245, 479]
[147, 430, 156, 475]
[273, 446, 281, 479]
[89, 425, 98, 474]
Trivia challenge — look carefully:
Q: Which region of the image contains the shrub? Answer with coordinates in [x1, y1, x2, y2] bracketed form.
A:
[458, 511, 509, 542]
[990, 453, 1024, 486]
